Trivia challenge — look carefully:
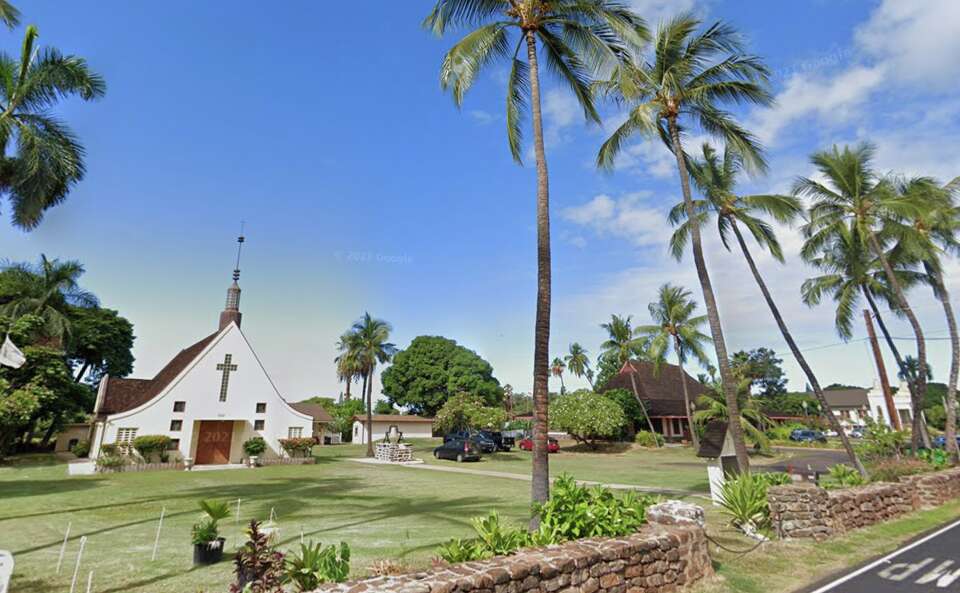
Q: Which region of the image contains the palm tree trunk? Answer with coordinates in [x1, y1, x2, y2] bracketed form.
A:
[366, 363, 376, 458]
[731, 222, 866, 476]
[627, 363, 660, 446]
[674, 336, 699, 450]
[667, 116, 748, 472]
[358, 372, 368, 445]
[865, 230, 929, 451]
[345, 376, 352, 401]
[526, 30, 552, 516]
[559, 373, 565, 394]
[932, 268, 959, 463]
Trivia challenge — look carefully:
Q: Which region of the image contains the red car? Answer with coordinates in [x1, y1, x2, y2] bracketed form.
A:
[518, 437, 559, 453]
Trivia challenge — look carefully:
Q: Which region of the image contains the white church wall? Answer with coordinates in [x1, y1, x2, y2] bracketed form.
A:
[94, 323, 311, 463]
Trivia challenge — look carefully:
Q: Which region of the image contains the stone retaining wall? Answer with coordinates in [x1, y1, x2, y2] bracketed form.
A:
[311, 503, 712, 593]
[769, 467, 960, 540]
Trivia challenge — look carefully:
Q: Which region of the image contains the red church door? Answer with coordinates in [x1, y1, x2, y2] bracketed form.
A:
[196, 421, 234, 464]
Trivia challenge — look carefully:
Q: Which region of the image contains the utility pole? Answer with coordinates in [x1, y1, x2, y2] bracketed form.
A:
[864, 309, 901, 430]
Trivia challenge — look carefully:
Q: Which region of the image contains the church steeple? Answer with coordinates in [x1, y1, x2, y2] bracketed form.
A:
[219, 230, 245, 330]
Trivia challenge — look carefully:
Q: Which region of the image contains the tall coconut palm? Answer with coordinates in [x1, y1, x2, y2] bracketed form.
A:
[424, 0, 649, 509]
[599, 313, 657, 440]
[0, 25, 106, 230]
[670, 144, 866, 475]
[693, 375, 770, 450]
[349, 313, 396, 457]
[636, 283, 710, 450]
[550, 356, 566, 394]
[885, 176, 960, 462]
[797, 144, 931, 451]
[0, 2, 17, 29]
[334, 331, 363, 401]
[564, 342, 592, 388]
[595, 15, 772, 471]
[0, 254, 97, 341]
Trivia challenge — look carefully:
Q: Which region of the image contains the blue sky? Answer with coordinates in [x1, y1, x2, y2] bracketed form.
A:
[0, 1, 958, 401]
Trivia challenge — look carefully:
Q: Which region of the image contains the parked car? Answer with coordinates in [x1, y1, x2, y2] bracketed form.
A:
[479, 430, 514, 451]
[789, 429, 827, 443]
[933, 435, 960, 449]
[847, 427, 865, 439]
[518, 437, 560, 453]
[433, 438, 481, 462]
[443, 430, 496, 453]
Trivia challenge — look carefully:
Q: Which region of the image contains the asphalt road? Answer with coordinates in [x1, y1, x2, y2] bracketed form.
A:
[801, 518, 960, 592]
[767, 449, 849, 476]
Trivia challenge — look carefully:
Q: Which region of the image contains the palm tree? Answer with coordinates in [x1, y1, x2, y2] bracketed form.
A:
[884, 176, 960, 462]
[671, 144, 866, 475]
[550, 356, 566, 394]
[0, 2, 18, 29]
[599, 313, 657, 439]
[0, 25, 106, 230]
[334, 331, 363, 401]
[424, 0, 648, 509]
[797, 144, 932, 451]
[595, 15, 772, 472]
[636, 283, 710, 450]
[693, 376, 770, 450]
[0, 254, 97, 341]
[564, 342, 592, 389]
[349, 313, 397, 457]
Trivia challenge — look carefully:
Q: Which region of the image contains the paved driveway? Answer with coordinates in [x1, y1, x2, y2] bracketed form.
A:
[801, 518, 960, 592]
[766, 449, 849, 476]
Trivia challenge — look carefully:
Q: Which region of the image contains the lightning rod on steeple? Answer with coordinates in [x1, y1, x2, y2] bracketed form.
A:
[233, 221, 246, 282]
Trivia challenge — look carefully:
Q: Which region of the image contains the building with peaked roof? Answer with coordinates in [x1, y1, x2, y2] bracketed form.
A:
[601, 360, 708, 441]
[821, 382, 913, 429]
[351, 414, 434, 444]
[86, 240, 330, 465]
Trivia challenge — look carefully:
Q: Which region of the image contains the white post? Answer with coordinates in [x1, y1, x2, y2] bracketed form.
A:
[269, 507, 275, 523]
[69, 536, 87, 593]
[151, 507, 165, 561]
[235, 498, 241, 524]
[300, 526, 304, 545]
[56, 522, 71, 574]
[85, 570, 93, 593]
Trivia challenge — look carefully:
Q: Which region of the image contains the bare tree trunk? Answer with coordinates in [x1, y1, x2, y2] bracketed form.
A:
[366, 363, 376, 458]
[865, 230, 929, 451]
[675, 336, 699, 451]
[526, 30, 551, 518]
[667, 116, 748, 472]
[74, 362, 90, 383]
[559, 373, 565, 394]
[345, 375, 352, 401]
[932, 268, 959, 463]
[731, 222, 866, 476]
[627, 363, 660, 445]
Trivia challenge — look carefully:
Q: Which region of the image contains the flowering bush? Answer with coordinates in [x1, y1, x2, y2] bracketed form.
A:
[279, 437, 314, 458]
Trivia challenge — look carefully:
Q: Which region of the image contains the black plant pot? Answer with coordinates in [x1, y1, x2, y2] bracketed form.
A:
[193, 537, 225, 565]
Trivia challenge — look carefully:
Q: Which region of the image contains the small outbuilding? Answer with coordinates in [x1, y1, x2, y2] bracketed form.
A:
[351, 414, 434, 444]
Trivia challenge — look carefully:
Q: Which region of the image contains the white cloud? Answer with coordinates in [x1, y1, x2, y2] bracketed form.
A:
[628, 0, 701, 25]
[562, 191, 676, 248]
[468, 109, 495, 125]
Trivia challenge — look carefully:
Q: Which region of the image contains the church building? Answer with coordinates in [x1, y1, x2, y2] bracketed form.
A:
[87, 240, 324, 465]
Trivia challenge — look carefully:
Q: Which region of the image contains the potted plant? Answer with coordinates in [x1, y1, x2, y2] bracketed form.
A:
[243, 436, 267, 467]
[192, 499, 231, 565]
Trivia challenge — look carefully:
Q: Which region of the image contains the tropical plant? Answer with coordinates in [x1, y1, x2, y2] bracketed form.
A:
[424, 0, 649, 512]
[191, 500, 231, 545]
[822, 464, 865, 489]
[0, 2, 18, 29]
[231, 520, 285, 593]
[283, 541, 350, 591]
[599, 313, 657, 439]
[633, 430, 663, 448]
[434, 392, 508, 433]
[856, 418, 907, 461]
[0, 25, 106, 230]
[867, 457, 931, 483]
[0, 255, 98, 341]
[637, 283, 711, 450]
[347, 313, 396, 457]
[243, 436, 267, 457]
[596, 15, 773, 472]
[551, 356, 566, 394]
[716, 472, 775, 535]
[564, 342, 592, 389]
[797, 143, 931, 451]
[334, 331, 362, 401]
[550, 389, 626, 448]
[917, 447, 950, 471]
[693, 376, 771, 450]
[672, 143, 865, 475]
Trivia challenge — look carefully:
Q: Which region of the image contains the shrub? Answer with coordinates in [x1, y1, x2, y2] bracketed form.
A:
[755, 472, 792, 487]
[435, 392, 508, 434]
[918, 448, 950, 470]
[717, 473, 781, 534]
[133, 435, 172, 462]
[232, 520, 286, 593]
[278, 437, 314, 458]
[765, 422, 809, 442]
[634, 430, 664, 448]
[100, 443, 119, 456]
[95, 455, 126, 470]
[550, 390, 626, 448]
[856, 419, 907, 460]
[243, 436, 267, 457]
[868, 458, 931, 482]
[283, 541, 350, 591]
[822, 464, 865, 489]
[191, 500, 231, 545]
[70, 440, 90, 458]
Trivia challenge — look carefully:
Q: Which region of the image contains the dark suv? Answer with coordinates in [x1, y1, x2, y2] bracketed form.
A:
[443, 430, 496, 453]
[479, 430, 514, 451]
[789, 429, 827, 443]
[433, 438, 481, 462]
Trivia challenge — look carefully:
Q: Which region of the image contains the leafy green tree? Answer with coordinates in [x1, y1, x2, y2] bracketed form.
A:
[65, 306, 134, 384]
[551, 390, 625, 449]
[798, 143, 932, 451]
[0, 25, 106, 230]
[730, 348, 786, 397]
[0, 254, 97, 341]
[637, 283, 711, 449]
[381, 336, 502, 416]
[331, 399, 365, 442]
[347, 313, 396, 457]
[564, 342, 592, 389]
[435, 392, 507, 434]
[424, 0, 648, 510]
[373, 400, 397, 415]
[596, 15, 773, 472]
[593, 351, 622, 391]
[601, 387, 646, 436]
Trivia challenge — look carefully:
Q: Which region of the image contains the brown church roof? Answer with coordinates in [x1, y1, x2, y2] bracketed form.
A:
[601, 360, 707, 417]
[290, 402, 334, 423]
[98, 331, 219, 416]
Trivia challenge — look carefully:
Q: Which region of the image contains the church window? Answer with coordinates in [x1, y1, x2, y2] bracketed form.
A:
[173, 401, 186, 412]
[116, 428, 138, 449]
[256, 402, 267, 413]
[288, 427, 303, 438]
[170, 420, 182, 431]
[254, 420, 265, 431]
